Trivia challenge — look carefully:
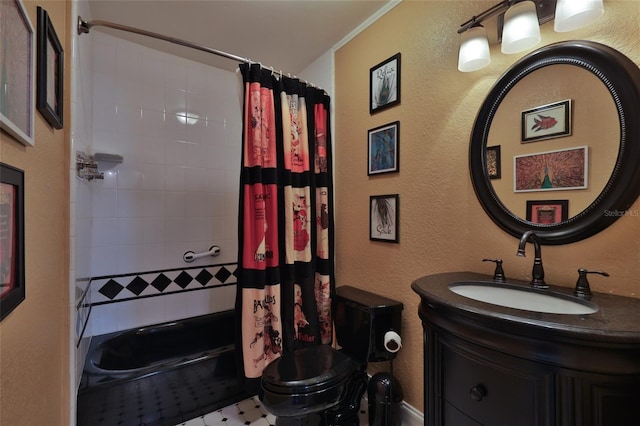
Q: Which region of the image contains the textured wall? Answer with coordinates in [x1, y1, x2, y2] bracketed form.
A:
[0, 1, 71, 424]
[335, 0, 640, 413]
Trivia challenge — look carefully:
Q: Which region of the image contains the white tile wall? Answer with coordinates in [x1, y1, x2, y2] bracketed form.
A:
[88, 285, 236, 336]
[85, 32, 242, 336]
[90, 32, 241, 276]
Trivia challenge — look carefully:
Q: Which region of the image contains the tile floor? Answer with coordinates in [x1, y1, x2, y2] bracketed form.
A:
[77, 351, 250, 425]
[175, 396, 275, 426]
[176, 395, 370, 426]
[78, 342, 370, 425]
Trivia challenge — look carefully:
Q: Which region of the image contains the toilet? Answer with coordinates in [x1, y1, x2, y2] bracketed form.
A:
[260, 285, 403, 426]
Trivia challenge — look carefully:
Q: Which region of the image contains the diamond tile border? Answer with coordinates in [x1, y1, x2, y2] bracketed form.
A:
[90, 263, 237, 305]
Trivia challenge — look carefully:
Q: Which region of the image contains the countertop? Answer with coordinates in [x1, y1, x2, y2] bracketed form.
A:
[411, 271, 640, 345]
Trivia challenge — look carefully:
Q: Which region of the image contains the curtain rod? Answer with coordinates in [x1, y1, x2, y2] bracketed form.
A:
[76, 16, 320, 89]
[78, 17, 250, 63]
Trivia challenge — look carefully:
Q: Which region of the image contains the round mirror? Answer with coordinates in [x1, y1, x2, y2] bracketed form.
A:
[470, 41, 640, 245]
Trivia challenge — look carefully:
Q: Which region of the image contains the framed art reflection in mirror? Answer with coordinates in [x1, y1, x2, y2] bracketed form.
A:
[526, 200, 568, 224]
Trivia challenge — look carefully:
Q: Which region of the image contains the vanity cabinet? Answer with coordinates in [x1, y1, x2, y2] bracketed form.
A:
[434, 328, 553, 425]
[412, 272, 640, 426]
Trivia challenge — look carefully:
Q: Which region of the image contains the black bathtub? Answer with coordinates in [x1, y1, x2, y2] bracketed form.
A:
[77, 310, 249, 425]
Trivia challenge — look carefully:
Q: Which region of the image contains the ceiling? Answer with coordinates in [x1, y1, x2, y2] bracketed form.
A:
[85, 0, 394, 74]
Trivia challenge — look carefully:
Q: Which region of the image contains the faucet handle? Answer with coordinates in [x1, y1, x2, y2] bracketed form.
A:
[483, 258, 506, 282]
[574, 268, 609, 299]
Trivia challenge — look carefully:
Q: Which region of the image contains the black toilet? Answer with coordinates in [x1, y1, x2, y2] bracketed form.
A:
[259, 286, 403, 425]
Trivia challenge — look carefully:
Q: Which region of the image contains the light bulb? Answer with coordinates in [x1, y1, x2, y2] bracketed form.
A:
[554, 0, 604, 32]
[501, 1, 541, 54]
[458, 26, 491, 72]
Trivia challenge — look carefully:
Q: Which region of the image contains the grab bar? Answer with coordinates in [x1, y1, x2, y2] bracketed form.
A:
[183, 246, 221, 263]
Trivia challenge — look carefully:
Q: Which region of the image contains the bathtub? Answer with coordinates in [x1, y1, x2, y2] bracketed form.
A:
[84, 310, 236, 380]
[77, 310, 249, 425]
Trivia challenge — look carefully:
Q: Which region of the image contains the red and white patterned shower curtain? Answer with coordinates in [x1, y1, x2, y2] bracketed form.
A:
[235, 63, 335, 390]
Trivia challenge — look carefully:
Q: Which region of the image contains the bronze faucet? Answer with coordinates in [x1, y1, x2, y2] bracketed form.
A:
[516, 231, 548, 288]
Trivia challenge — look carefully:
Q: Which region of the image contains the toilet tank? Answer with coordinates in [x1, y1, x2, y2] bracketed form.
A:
[333, 286, 403, 363]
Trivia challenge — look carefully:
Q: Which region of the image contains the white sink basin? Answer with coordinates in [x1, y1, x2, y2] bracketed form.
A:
[449, 282, 598, 315]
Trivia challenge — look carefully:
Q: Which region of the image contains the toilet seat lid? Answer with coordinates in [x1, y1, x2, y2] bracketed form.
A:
[261, 345, 357, 394]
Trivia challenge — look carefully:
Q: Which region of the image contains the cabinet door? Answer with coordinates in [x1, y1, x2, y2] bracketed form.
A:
[439, 334, 554, 426]
[443, 401, 483, 426]
[557, 372, 640, 425]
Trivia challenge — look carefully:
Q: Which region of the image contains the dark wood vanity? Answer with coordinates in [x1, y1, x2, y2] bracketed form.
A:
[412, 272, 640, 426]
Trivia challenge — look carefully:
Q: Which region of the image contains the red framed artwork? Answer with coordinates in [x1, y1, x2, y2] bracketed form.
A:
[526, 200, 569, 224]
[521, 99, 571, 143]
[1, 163, 25, 321]
[514, 146, 588, 192]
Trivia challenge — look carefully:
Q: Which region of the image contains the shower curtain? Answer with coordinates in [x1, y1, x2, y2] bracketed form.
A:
[235, 63, 335, 390]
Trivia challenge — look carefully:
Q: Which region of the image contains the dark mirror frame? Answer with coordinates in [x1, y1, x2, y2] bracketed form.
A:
[470, 41, 640, 245]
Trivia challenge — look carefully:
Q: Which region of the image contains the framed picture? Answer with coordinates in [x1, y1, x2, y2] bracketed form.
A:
[370, 194, 399, 243]
[368, 121, 400, 175]
[1, 163, 26, 322]
[514, 146, 588, 192]
[370, 53, 401, 114]
[486, 145, 501, 179]
[526, 200, 569, 224]
[36, 6, 63, 129]
[521, 99, 572, 143]
[0, 0, 35, 146]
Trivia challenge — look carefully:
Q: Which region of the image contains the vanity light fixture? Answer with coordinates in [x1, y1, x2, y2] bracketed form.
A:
[458, 25, 491, 72]
[554, 0, 604, 32]
[501, 1, 541, 54]
[457, 0, 604, 72]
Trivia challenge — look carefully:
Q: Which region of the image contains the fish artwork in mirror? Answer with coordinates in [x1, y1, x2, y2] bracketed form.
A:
[470, 41, 640, 245]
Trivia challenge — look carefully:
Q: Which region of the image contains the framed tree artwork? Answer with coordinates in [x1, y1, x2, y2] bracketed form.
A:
[368, 121, 399, 175]
[370, 194, 399, 243]
[370, 53, 401, 114]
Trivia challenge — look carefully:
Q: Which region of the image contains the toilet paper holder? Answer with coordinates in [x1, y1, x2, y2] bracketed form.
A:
[383, 330, 402, 353]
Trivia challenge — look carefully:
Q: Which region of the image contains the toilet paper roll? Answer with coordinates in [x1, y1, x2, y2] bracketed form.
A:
[384, 331, 402, 353]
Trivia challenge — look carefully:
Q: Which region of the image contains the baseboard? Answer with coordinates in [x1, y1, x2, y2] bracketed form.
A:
[401, 400, 424, 426]
[362, 372, 424, 425]
[362, 396, 424, 425]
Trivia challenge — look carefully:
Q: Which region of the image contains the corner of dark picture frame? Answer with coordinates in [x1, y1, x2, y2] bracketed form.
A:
[0, 163, 26, 322]
[36, 6, 63, 129]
